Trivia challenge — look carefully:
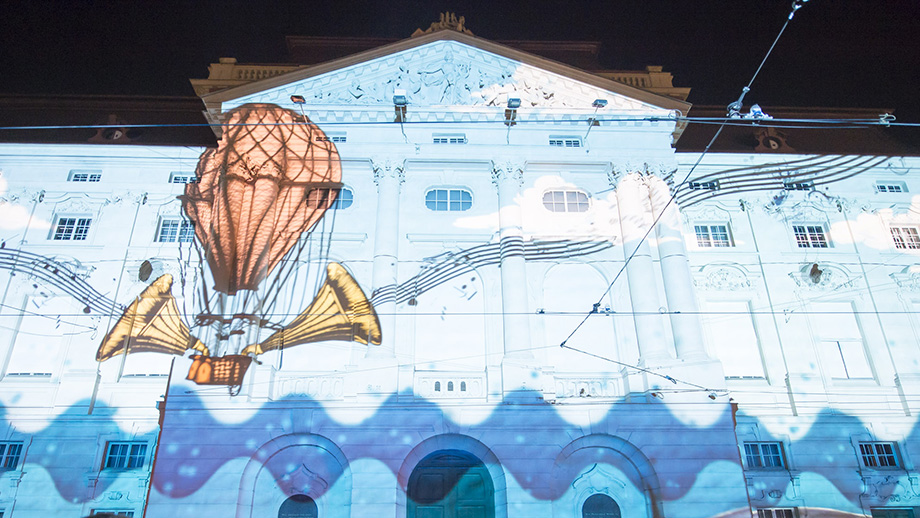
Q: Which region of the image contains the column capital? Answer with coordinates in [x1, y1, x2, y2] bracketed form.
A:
[610, 160, 678, 186]
[490, 160, 524, 187]
[371, 157, 405, 187]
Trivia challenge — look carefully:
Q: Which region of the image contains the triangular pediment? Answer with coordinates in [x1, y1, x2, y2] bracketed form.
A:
[207, 31, 689, 115]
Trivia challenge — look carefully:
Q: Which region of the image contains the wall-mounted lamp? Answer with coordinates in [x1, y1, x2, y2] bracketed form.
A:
[290, 95, 306, 104]
[394, 90, 408, 123]
[584, 99, 609, 140]
[504, 98, 520, 127]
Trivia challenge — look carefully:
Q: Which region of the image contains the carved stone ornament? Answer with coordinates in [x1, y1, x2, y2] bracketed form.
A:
[411, 12, 474, 37]
[227, 41, 662, 112]
[891, 266, 920, 291]
[611, 160, 677, 183]
[491, 162, 524, 187]
[789, 262, 856, 291]
[694, 264, 754, 291]
[282, 463, 328, 496]
[372, 158, 406, 186]
[861, 475, 920, 503]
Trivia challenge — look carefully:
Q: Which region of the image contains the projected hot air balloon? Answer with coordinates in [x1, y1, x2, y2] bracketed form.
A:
[96, 104, 381, 392]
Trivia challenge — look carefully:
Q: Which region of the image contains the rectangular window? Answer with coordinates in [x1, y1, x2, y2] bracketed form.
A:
[744, 442, 785, 469]
[757, 509, 796, 518]
[549, 136, 582, 148]
[688, 180, 719, 191]
[876, 181, 908, 194]
[315, 132, 346, 143]
[103, 442, 147, 470]
[784, 181, 814, 191]
[860, 442, 899, 468]
[891, 227, 920, 249]
[871, 509, 915, 518]
[432, 133, 467, 144]
[793, 224, 828, 248]
[703, 301, 765, 378]
[813, 302, 872, 379]
[156, 219, 195, 243]
[69, 170, 102, 182]
[695, 224, 733, 247]
[0, 441, 24, 470]
[52, 216, 92, 241]
[168, 172, 198, 184]
[90, 510, 134, 517]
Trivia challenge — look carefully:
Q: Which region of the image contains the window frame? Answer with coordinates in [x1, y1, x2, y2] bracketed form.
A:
[688, 180, 719, 191]
[155, 217, 195, 243]
[102, 441, 148, 470]
[425, 188, 473, 212]
[50, 215, 93, 241]
[168, 172, 198, 184]
[891, 226, 920, 250]
[68, 170, 102, 183]
[792, 223, 830, 248]
[548, 135, 582, 148]
[89, 510, 135, 517]
[876, 181, 908, 194]
[542, 189, 591, 213]
[694, 223, 734, 248]
[0, 441, 24, 470]
[314, 132, 346, 143]
[743, 442, 786, 470]
[432, 133, 467, 144]
[757, 508, 797, 518]
[858, 441, 900, 469]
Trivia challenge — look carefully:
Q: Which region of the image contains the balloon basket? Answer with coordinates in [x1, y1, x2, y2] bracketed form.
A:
[187, 355, 253, 390]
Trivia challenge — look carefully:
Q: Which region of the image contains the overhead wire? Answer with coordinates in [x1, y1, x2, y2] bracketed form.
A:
[555, 0, 814, 388]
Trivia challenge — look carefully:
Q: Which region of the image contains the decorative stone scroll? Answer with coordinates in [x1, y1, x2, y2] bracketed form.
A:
[789, 262, 857, 291]
[694, 264, 755, 291]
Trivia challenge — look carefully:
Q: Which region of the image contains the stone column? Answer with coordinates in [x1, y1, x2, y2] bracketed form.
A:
[492, 162, 533, 360]
[648, 176, 707, 360]
[616, 173, 670, 364]
[366, 158, 402, 359]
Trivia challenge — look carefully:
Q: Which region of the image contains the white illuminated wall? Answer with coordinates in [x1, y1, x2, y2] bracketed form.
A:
[0, 33, 919, 518]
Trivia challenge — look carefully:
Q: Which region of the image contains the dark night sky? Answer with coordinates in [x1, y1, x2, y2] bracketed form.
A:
[1, 0, 919, 121]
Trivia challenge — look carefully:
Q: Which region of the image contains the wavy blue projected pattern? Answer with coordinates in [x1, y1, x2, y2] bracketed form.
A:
[5, 390, 914, 509]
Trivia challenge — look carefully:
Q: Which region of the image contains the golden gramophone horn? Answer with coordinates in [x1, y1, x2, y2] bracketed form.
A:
[242, 262, 381, 356]
[96, 274, 208, 361]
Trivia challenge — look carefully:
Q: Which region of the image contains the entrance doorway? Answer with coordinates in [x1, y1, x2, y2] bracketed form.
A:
[407, 450, 495, 518]
[278, 494, 318, 518]
[583, 494, 621, 518]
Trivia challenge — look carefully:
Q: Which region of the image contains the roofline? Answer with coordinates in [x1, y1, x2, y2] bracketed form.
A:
[204, 30, 691, 113]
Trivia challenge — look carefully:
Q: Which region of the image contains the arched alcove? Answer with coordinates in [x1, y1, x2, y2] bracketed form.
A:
[237, 434, 351, 518]
[407, 449, 494, 518]
[553, 434, 662, 518]
[398, 434, 507, 518]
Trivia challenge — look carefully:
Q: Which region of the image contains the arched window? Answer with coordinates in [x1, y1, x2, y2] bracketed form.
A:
[279, 494, 318, 518]
[407, 450, 495, 518]
[460, 381, 467, 392]
[447, 381, 454, 391]
[434, 381, 441, 392]
[582, 493, 620, 518]
[543, 190, 589, 212]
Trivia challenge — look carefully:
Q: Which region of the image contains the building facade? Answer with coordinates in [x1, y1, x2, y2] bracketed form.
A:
[1, 23, 919, 518]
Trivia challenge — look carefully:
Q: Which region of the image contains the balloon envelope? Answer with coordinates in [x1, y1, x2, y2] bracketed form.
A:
[182, 104, 342, 294]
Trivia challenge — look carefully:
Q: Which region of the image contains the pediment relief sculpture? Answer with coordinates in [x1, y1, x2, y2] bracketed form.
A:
[228, 42, 659, 112]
